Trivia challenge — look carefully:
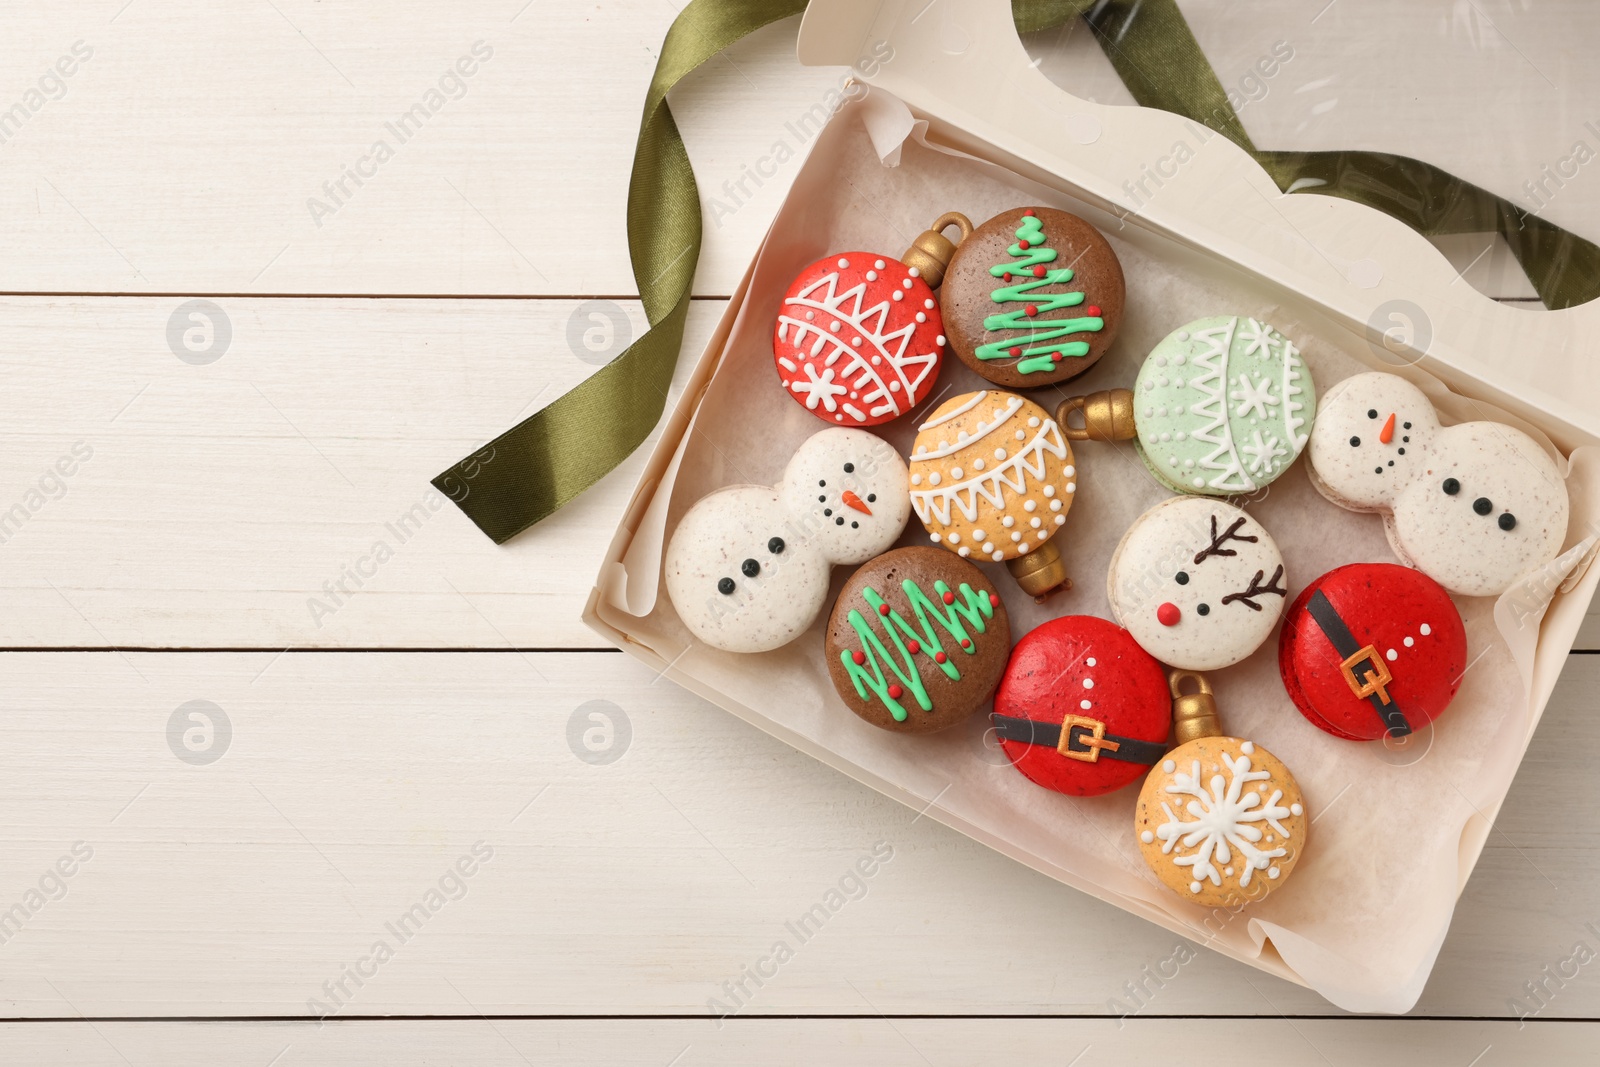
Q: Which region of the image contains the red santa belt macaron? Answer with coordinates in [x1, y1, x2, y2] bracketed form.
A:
[992, 615, 1171, 797]
[1279, 563, 1467, 741]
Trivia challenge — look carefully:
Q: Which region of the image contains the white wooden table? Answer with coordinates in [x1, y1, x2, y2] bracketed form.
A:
[0, 3, 1596, 1062]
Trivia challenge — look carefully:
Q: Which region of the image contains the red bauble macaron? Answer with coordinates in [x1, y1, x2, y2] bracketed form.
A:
[992, 616, 1171, 797]
[773, 252, 944, 426]
[1279, 563, 1467, 741]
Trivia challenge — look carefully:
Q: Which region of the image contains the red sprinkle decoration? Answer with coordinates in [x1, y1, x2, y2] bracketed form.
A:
[960, 638, 971, 649]
[1051, 352, 1063, 363]
[1025, 304, 1039, 317]
[1086, 305, 1101, 317]
[942, 590, 956, 605]
[934, 651, 948, 664]
[1008, 346, 1022, 358]
[1022, 209, 1035, 216]
[907, 640, 921, 654]
[988, 593, 1001, 607]
[851, 650, 866, 665]
[1032, 264, 1046, 278]
[888, 684, 903, 699]
[878, 603, 891, 616]
[1018, 240, 1030, 250]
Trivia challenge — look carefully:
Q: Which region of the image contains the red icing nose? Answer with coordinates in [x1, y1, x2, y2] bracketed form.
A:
[841, 490, 872, 515]
[1157, 602, 1181, 626]
[1379, 412, 1396, 444]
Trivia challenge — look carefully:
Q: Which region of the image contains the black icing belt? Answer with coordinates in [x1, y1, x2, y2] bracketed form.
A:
[991, 714, 1167, 765]
[1304, 589, 1413, 737]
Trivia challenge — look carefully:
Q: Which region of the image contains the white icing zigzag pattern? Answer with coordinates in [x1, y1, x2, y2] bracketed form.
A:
[1153, 747, 1297, 893]
[910, 413, 1067, 526]
[1185, 316, 1308, 493]
[1186, 317, 1248, 493]
[777, 268, 939, 424]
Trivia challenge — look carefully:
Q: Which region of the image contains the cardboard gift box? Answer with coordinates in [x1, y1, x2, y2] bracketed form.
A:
[585, 0, 1600, 1011]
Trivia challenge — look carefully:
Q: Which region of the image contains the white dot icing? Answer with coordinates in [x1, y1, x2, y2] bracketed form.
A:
[837, 257, 849, 269]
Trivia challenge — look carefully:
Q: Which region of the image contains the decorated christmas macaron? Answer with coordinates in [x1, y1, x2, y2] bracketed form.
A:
[826, 547, 1011, 734]
[666, 428, 910, 653]
[1307, 371, 1569, 597]
[774, 213, 971, 427]
[1135, 672, 1308, 907]
[909, 390, 1077, 597]
[1107, 497, 1287, 671]
[991, 616, 1171, 796]
[1279, 563, 1467, 740]
[1056, 316, 1314, 497]
[940, 207, 1124, 388]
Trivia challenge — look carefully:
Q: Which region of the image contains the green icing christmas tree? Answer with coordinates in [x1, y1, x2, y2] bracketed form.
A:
[976, 211, 1104, 374]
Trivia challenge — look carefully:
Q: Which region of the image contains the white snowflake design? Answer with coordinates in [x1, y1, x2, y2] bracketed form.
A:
[1152, 747, 1299, 893]
[1235, 316, 1279, 360]
[1229, 372, 1279, 420]
[790, 362, 847, 412]
[1240, 429, 1287, 476]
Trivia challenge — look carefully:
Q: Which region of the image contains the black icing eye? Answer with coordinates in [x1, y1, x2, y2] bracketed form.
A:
[717, 577, 735, 595]
[1442, 478, 1460, 495]
[768, 537, 785, 553]
[1403, 421, 1412, 429]
[818, 479, 826, 487]
[1473, 497, 1493, 516]
[741, 558, 760, 577]
[1374, 467, 1382, 474]
[1175, 571, 1190, 585]
[867, 494, 876, 503]
[843, 462, 855, 473]
[850, 522, 859, 529]
[1499, 513, 1517, 531]
[1196, 603, 1211, 616]
[1349, 436, 1360, 447]
[1367, 409, 1378, 419]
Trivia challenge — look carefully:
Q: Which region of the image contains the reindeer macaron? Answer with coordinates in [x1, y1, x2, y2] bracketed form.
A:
[1107, 497, 1288, 671]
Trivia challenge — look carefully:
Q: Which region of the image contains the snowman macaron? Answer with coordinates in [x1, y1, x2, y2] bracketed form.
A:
[1307, 372, 1569, 597]
[1108, 497, 1288, 671]
[666, 429, 911, 653]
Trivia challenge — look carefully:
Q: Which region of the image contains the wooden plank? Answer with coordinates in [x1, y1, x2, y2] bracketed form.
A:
[0, 1018, 1589, 1065]
[0, 293, 1592, 651]
[0, 3, 836, 297]
[0, 3, 1557, 301]
[0, 295, 718, 649]
[0, 650, 1594, 1018]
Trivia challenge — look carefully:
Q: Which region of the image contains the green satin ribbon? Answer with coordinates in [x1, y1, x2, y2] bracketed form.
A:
[435, 0, 1598, 543]
[432, 0, 806, 543]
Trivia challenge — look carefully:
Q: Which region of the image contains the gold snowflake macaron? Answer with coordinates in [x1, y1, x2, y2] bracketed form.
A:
[1134, 672, 1308, 908]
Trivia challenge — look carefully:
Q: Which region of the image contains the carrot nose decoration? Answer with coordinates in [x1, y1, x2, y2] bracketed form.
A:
[841, 490, 873, 515]
[1379, 412, 1396, 444]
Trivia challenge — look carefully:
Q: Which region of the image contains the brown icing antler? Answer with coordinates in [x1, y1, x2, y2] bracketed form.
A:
[1192, 514, 1258, 565]
[1220, 564, 1288, 611]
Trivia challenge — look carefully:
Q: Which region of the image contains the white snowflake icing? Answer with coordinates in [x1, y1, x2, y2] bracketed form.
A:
[1236, 316, 1278, 359]
[1241, 429, 1287, 475]
[789, 362, 847, 412]
[1153, 750, 1294, 892]
[1230, 373, 1279, 420]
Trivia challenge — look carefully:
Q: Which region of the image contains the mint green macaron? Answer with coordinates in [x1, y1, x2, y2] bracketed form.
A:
[1132, 316, 1315, 496]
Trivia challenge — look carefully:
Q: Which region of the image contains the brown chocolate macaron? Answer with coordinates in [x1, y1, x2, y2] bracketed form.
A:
[826, 546, 1011, 734]
[941, 207, 1124, 388]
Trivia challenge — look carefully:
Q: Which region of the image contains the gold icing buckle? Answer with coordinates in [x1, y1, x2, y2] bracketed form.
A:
[1059, 715, 1122, 762]
[1340, 645, 1393, 705]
